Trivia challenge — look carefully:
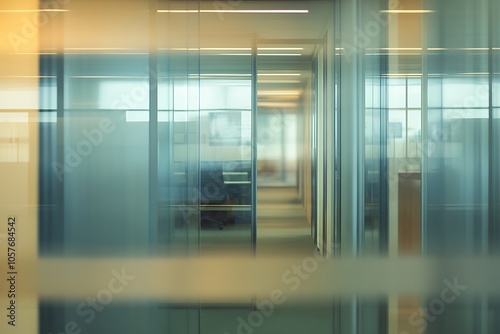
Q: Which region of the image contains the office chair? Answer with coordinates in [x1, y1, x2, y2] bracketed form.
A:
[199, 162, 229, 230]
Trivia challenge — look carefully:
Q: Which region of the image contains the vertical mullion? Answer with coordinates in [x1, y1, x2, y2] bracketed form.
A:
[149, 0, 158, 254]
[405, 77, 409, 157]
[421, 0, 429, 256]
[485, 0, 494, 331]
[56, 16, 65, 255]
[251, 35, 257, 256]
[488, 0, 494, 254]
[379, 58, 389, 254]
[312, 55, 318, 246]
[148, 2, 158, 334]
[357, 3, 365, 257]
[323, 34, 329, 254]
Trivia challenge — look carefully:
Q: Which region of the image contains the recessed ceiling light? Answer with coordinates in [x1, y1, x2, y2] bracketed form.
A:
[258, 102, 298, 108]
[158, 9, 308, 14]
[189, 73, 251, 77]
[2, 75, 55, 78]
[380, 9, 433, 14]
[215, 53, 252, 56]
[201, 48, 252, 51]
[384, 73, 422, 77]
[214, 53, 302, 57]
[258, 53, 302, 56]
[0, 9, 67, 13]
[258, 80, 301, 83]
[69, 76, 144, 79]
[258, 90, 302, 96]
[258, 47, 304, 51]
[257, 73, 301, 76]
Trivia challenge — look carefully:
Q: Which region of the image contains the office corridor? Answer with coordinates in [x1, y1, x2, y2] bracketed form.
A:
[196, 187, 334, 334]
[257, 187, 314, 257]
[199, 187, 314, 256]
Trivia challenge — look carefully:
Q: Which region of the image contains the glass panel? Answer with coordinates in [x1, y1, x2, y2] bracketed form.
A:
[387, 78, 407, 109]
[424, 0, 490, 332]
[195, 30, 254, 330]
[62, 54, 151, 256]
[426, 0, 489, 257]
[407, 78, 422, 109]
[198, 51, 253, 254]
[156, 3, 202, 333]
[493, 0, 500, 260]
[37, 0, 160, 332]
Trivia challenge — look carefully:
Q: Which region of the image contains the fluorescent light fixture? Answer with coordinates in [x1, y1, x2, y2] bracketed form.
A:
[2, 75, 55, 78]
[215, 53, 301, 56]
[257, 73, 301, 76]
[65, 48, 136, 51]
[216, 53, 252, 56]
[158, 9, 199, 13]
[164, 47, 308, 52]
[158, 9, 308, 14]
[457, 72, 490, 75]
[68, 53, 148, 55]
[428, 47, 490, 51]
[189, 73, 251, 77]
[258, 102, 298, 108]
[258, 90, 302, 96]
[258, 53, 301, 56]
[10, 52, 57, 55]
[0, 9, 68, 13]
[202, 9, 308, 13]
[202, 47, 251, 51]
[384, 73, 422, 77]
[69, 75, 144, 79]
[170, 48, 251, 52]
[64, 48, 147, 55]
[377, 47, 422, 51]
[169, 48, 202, 51]
[258, 80, 301, 83]
[258, 47, 303, 51]
[380, 9, 433, 13]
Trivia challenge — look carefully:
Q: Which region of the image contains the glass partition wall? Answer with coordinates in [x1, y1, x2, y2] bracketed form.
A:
[423, 0, 499, 332]
[39, 0, 159, 332]
[197, 38, 253, 255]
[37, 0, 257, 333]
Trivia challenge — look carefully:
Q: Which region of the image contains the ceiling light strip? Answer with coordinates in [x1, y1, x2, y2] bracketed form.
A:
[0, 9, 68, 13]
[258, 47, 304, 51]
[258, 73, 301, 76]
[158, 9, 308, 14]
[380, 9, 433, 13]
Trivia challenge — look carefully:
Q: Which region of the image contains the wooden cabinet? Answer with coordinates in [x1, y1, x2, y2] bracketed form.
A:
[398, 172, 421, 254]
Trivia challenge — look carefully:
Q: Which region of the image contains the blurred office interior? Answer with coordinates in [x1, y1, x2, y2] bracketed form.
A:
[1, 0, 500, 333]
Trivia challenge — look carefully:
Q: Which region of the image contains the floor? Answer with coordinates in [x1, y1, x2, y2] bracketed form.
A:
[194, 187, 335, 334]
